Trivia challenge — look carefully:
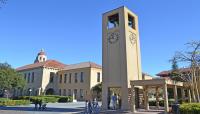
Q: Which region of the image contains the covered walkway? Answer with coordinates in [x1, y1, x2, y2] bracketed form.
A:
[130, 78, 189, 114]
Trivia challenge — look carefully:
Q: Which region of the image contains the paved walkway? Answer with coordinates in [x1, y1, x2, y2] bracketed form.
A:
[0, 102, 164, 114]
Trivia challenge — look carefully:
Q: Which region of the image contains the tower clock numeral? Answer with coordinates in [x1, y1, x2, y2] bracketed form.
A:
[129, 32, 137, 45]
[108, 32, 120, 44]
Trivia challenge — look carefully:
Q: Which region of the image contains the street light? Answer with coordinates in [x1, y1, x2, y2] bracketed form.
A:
[29, 89, 32, 101]
[4, 89, 8, 100]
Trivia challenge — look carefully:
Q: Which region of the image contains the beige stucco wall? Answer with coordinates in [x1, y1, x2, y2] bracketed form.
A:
[57, 67, 102, 101]
[17, 67, 60, 96]
[18, 68, 43, 96]
[41, 67, 60, 93]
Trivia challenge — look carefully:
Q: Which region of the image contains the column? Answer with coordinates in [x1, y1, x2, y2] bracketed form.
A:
[163, 84, 169, 114]
[181, 88, 185, 102]
[144, 86, 149, 110]
[131, 85, 136, 113]
[173, 85, 178, 103]
[156, 87, 159, 109]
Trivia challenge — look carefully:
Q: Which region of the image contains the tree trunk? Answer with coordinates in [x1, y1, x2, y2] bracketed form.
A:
[193, 69, 200, 102]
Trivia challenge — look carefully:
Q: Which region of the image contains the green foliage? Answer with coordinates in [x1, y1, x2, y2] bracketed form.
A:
[58, 96, 72, 103]
[169, 56, 183, 81]
[0, 98, 30, 106]
[18, 95, 73, 103]
[92, 82, 102, 94]
[149, 99, 175, 106]
[0, 62, 26, 92]
[180, 103, 200, 114]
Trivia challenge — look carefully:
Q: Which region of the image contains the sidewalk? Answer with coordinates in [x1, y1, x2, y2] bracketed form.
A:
[100, 109, 164, 114]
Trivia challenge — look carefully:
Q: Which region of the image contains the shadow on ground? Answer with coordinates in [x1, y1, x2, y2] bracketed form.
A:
[0, 106, 165, 114]
[0, 106, 84, 113]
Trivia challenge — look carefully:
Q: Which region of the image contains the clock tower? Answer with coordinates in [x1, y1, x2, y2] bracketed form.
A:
[102, 6, 142, 110]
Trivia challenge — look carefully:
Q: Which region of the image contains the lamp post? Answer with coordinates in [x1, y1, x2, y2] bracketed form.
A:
[4, 89, 8, 100]
[29, 89, 32, 101]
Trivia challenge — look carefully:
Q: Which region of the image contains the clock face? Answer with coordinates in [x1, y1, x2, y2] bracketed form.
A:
[129, 32, 137, 45]
[108, 32, 120, 44]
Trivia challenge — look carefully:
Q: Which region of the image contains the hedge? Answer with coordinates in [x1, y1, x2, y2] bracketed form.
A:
[180, 103, 200, 114]
[0, 98, 30, 106]
[149, 99, 175, 106]
[58, 96, 73, 103]
[17, 95, 73, 103]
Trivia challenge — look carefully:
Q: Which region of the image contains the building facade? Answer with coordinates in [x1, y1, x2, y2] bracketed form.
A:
[57, 62, 102, 101]
[16, 50, 102, 101]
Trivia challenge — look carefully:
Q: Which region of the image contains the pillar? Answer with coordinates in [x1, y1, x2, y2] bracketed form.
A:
[144, 86, 149, 110]
[163, 84, 169, 114]
[156, 87, 159, 109]
[131, 85, 136, 113]
[173, 85, 178, 103]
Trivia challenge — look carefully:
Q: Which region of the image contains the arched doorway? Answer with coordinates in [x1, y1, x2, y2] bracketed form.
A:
[46, 88, 54, 95]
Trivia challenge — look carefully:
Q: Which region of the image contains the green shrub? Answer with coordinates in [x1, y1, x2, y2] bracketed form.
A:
[0, 98, 30, 106]
[18, 95, 73, 103]
[149, 99, 175, 106]
[58, 96, 68, 103]
[180, 103, 200, 114]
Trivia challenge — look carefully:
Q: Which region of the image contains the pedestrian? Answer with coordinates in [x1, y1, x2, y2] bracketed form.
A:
[111, 93, 117, 110]
[84, 100, 89, 114]
[38, 99, 42, 110]
[34, 99, 38, 110]
[92, 98, 99, 113]
[88, 100, 92, 114]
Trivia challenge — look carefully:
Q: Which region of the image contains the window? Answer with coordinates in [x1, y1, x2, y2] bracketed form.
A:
[80, 72, 84, 83]
[107, 13, 119, 29]
[128, 14, 135, 29]
[28, 73, 30, 83]
[31, 72, 34, 83]
[59, 74, 62, 83]
[49, 72, 54, 83]
[97, 72, 101, 82]
[40, 57, 42, 60]
[74, 89, 77, 99]
[69, 73, 72, 83]
[64, 74, 67, 83]
[24, 73, 27, 81]
[59, 89, 62, 96]
[63, 89, 66, 96]
[75, 73, 78, 83]
[80, 89, 83, 98]
[68, 89, 71, 96]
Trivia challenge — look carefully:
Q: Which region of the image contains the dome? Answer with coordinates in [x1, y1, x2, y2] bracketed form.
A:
[34, 49, 47, 63]
[38, 49, 46, 55]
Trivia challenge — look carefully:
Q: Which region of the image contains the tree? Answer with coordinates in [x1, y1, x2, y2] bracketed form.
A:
[172, 41, 200, 102]
[169, 56, 181, 81]
[91, 83, 102, 100]
[0, 62, 26, 96]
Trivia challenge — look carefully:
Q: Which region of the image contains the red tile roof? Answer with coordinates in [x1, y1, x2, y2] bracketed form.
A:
[16, 60, 66, 71]
[157, 68, 191, 77]
[63, 62, 102, 70]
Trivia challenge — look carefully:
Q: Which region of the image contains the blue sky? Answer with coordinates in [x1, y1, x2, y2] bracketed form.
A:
[0, 0, 200, 76]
